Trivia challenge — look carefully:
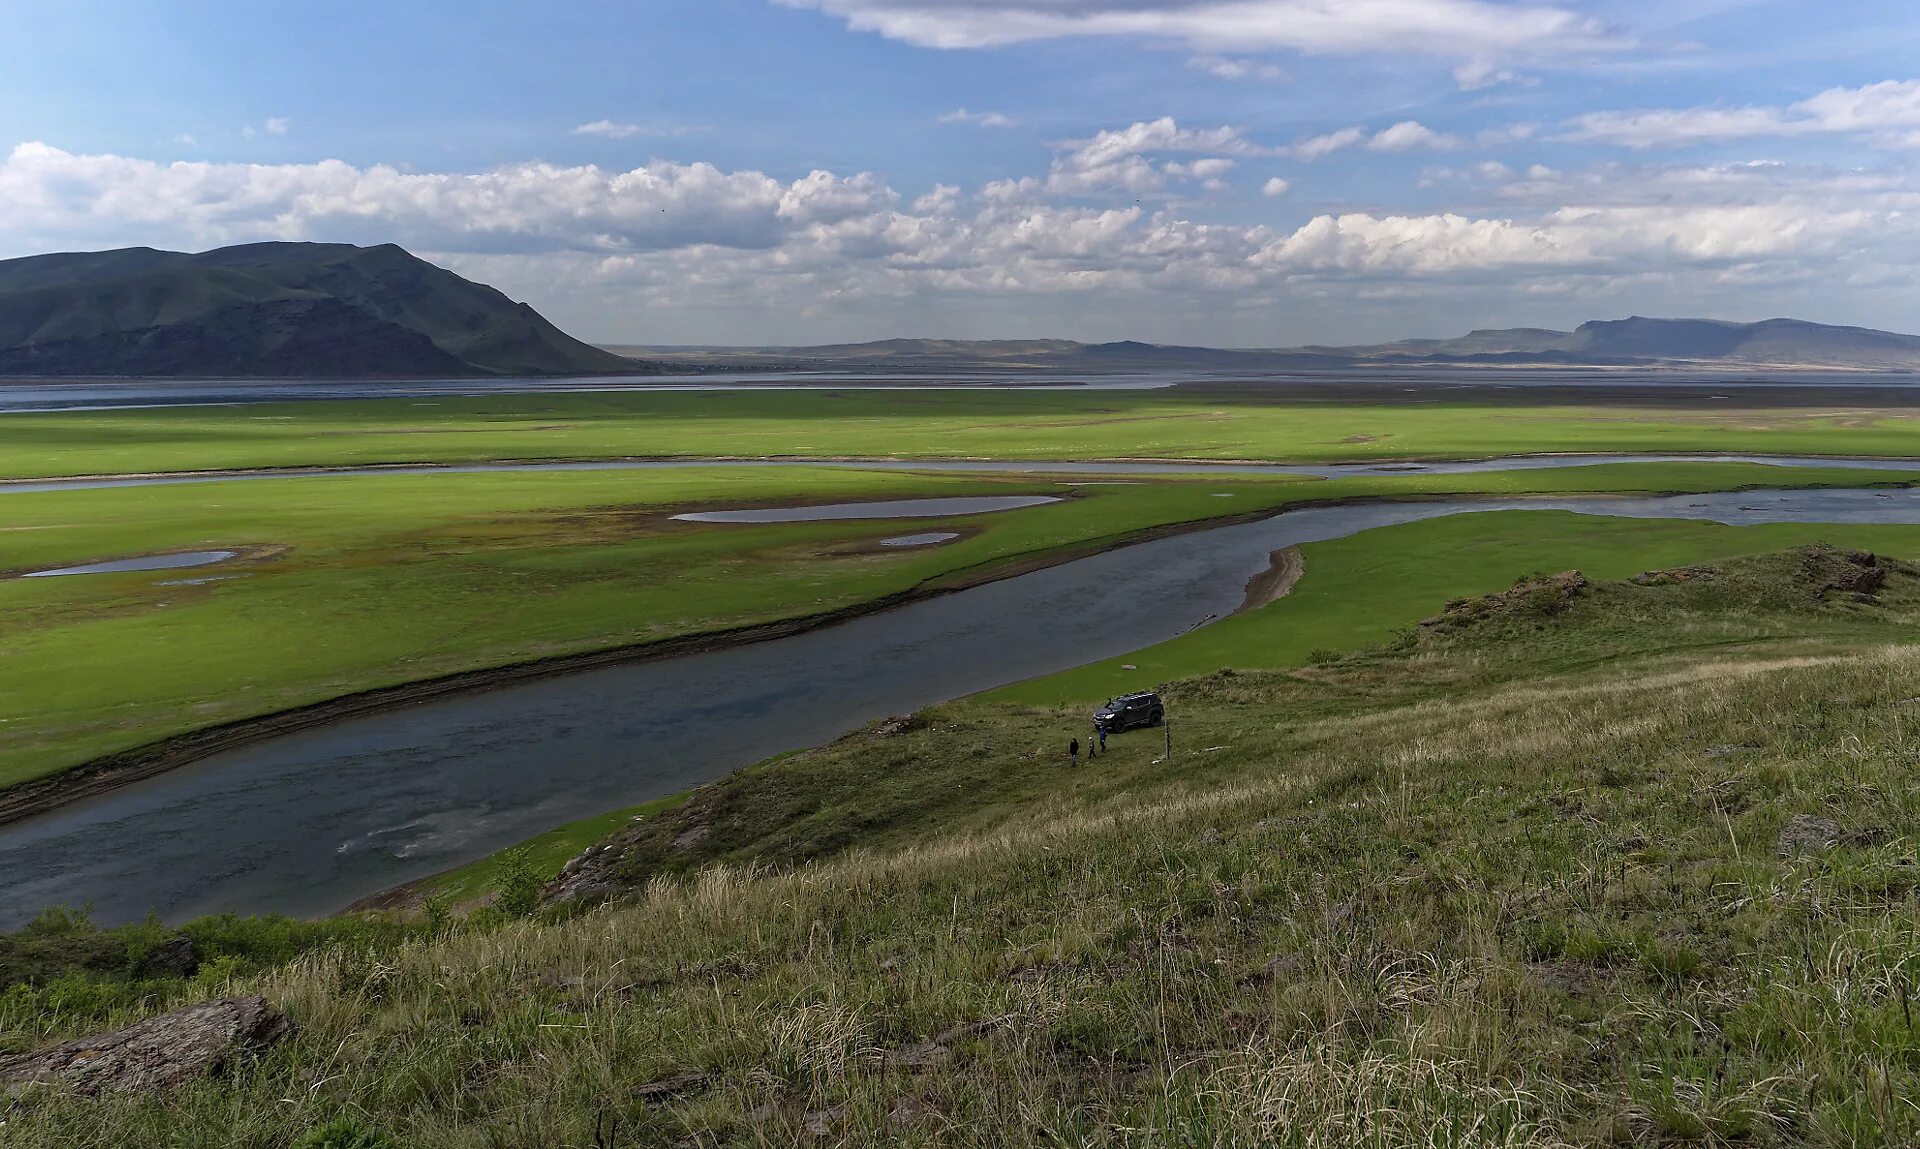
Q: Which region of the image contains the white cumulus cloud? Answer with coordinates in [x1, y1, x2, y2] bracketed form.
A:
[1291, 121, 1463, 160]
[1045, 117, 1276, 194]
[1367, 121, 1464, 152]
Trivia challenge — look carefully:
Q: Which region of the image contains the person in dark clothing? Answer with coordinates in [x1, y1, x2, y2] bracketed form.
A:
[1090, 719, 1102, 757]
[1098, 722, 1108, 754]
[1070, 737, 1080, 767]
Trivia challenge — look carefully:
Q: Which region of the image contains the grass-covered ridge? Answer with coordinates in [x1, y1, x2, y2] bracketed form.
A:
[10, 546, 1920, 1145]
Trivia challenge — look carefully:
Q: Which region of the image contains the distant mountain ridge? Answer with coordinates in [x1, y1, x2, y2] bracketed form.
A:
[629, 316, 1920, 373]
[0, 242, 639, 378]
[1313, 317, 1920, 369]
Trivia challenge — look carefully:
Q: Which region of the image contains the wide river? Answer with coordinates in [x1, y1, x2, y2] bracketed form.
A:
[4, 478, 1920, 927]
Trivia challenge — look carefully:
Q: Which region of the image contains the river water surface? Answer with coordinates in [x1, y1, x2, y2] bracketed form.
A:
[4, 369, 1920, 413]
[4, 484, 1920, 927]
[7, 452, 1920, 496]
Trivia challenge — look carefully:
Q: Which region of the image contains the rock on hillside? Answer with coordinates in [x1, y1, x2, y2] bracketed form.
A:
[0, 241, 644, 378]
[0, 995, 292, 1096]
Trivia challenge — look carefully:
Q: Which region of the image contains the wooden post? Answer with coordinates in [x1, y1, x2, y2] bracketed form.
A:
[1165, 718, 1172, 762]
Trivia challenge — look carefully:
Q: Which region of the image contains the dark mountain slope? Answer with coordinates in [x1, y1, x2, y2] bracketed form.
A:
[0, 242, 638, 378]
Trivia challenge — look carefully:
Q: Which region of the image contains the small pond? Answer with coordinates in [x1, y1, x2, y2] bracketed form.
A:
[673, 495, 1060, 523]
[879, 532, 962, 548]
[21, 550, 238, 579]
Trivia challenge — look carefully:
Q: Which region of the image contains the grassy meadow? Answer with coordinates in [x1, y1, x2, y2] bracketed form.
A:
[9, 547, 1920, 1145]
[3, 460, 1913, 790]
[2, 389, 1917, 478]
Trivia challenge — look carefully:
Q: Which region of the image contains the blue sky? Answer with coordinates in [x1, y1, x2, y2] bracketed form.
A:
[3, 0, 1919, 345]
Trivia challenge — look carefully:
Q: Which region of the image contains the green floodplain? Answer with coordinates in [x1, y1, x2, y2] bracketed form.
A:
[5, 457, 1919, 791]
[10, 385, 1920, 1143]
[2, 387, 1917, 477]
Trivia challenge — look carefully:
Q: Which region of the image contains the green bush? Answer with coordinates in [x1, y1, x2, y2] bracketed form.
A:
[290, 1114, 400, 1149]
[493, 848, 543, 917]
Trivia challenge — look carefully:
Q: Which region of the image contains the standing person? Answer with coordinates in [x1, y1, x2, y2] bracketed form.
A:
[1098, 721, 1108, 755]
[1090, 719, 1102, 758]
[1070, 737, 1080, 768]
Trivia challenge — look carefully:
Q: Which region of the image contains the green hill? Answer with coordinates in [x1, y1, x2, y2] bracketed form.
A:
[0, 242, 641, 378]
[8, 543, 1920, 1144]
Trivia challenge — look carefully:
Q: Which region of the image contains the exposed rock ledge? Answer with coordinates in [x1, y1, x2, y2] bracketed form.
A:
[0, 995, 293, 1097]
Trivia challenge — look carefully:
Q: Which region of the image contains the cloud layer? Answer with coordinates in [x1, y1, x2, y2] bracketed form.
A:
[773, 0, 1624, 61]
[5, 118, 1912, 345]
[1568, 80, 1920, 149]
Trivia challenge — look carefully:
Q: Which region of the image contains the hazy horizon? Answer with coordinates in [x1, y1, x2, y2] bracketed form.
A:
[4, 2, 1918, 346]
[607, 314, 1920, 352]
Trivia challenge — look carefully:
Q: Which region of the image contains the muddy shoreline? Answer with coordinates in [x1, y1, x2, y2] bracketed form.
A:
[1238, 547, 1304, 614]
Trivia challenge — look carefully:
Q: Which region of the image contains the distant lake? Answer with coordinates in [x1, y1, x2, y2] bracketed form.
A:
[4, 368, 1920, 412]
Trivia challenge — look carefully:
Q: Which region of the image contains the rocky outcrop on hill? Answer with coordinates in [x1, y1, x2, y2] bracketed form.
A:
[0, 995, 292, 1096]
[1422, 570, 1588, 631]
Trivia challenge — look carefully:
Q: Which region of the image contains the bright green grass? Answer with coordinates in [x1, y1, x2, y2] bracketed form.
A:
[2, 389, 1915, 478]
[1005, 508, 1920, 704]
[0, 465, 1263, 787]
[1, 461, 1914, 789]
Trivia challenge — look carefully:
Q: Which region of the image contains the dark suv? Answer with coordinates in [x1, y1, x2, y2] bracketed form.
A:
[1095, 691, 1164, 733]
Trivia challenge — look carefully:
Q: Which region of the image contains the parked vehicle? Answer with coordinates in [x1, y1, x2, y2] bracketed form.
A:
[1095, 691, 1164, 733]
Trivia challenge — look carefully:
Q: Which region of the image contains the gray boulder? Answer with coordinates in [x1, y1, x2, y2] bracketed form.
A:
[0, 995, 292, 1096]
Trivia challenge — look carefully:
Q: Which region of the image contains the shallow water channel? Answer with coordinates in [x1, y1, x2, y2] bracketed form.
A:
[4, 485, 1920, 927]
[7, 452, 1920, 496]
[672, 495, 1060, 523]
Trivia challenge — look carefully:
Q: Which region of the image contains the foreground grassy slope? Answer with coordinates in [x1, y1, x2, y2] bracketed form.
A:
[2, 389, 1916, 478]
[8, 547, 1920, 1146]
[3, 461, 1911, 790]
